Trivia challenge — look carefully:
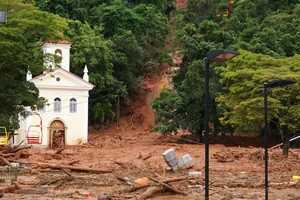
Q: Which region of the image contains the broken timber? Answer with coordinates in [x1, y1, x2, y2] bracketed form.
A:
[9, 160, 113, 173]
[149, 177, 187, 196]
[124, 176, 191, 200]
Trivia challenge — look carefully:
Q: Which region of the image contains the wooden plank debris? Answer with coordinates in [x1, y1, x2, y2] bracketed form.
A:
[11, 161, 113, 173]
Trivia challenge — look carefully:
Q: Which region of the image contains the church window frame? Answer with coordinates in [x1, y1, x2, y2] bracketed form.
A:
[54, 97, 62, 113]
[69, 98, 77, 113]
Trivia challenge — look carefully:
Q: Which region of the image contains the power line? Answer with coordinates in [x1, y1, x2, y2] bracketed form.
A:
[36, 93, 112, 114]
[0, 93, 112, 116]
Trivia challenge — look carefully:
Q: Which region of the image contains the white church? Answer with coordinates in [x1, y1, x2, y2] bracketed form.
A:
[16, 41, 94, 148]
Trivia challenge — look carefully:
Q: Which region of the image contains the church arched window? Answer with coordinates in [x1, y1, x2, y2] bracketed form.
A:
[69, 98, 77, 113]
[55, 49, 62, 56]
[54, 49, 62, 66]
[54, 97, 62, 113]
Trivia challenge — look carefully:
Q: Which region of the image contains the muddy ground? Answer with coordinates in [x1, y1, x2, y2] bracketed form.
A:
[1, 68, 300, 200]
[1, 123, 300, 200]
[1, 60, 300, 200]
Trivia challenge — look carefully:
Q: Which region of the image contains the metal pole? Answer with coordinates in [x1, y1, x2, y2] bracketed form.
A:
[204, 58, 210, 200]
[263, 83, 268, 200]
[117, 93, 120, 127]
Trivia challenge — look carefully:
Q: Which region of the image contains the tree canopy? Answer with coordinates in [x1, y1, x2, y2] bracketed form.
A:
[217, 51, 300, 133]
[216, 51, 300, 155]
[0, 0, 67, 130]
[152, 0, 300, 153]
[33, 0, 172, 126]
[1, 0, 300, 154]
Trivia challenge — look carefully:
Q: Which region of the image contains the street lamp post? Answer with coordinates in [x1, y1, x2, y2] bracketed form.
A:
[263, 80, 295, 200]
[204, 49, 240, 199]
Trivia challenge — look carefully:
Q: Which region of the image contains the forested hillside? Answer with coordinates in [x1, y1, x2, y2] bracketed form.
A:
[152, 0, 300, 155]
[1, 0, 300, 153]
[34, 0, 174, 127]
[153, 0, 300, 156]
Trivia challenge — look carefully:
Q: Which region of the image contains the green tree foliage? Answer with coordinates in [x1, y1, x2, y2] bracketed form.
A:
[228, 0, 300, 57]
[0, 0, 67, 130]
[186, 0, 221, 22]
[127, 0, 175, 14]
[154, 0, 300, 150]
[20, 0, 300, 154]
[35, 0, 170, 128]
[177, 60, 205, 141]
[217, 50, 300, 155]
[151, 89, 184, 134]
[35, 0, 108, 22]
[152, 60, 205, 141]
[95, 1, 169, 76]
[111, 30, 144, 89]
[36, 0, 170, 83]
[65, 20, 126, 126]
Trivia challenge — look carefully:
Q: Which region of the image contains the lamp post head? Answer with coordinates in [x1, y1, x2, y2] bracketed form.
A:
[264, 80, 295, 89]
[0, 10, 7, 23]
[206, 49, 240, 62]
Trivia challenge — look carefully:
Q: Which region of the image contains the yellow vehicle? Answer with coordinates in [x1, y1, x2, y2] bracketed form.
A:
[0, 126, 10, 145]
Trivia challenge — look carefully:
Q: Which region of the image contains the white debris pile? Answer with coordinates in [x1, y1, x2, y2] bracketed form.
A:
[162, 148, 195, 171]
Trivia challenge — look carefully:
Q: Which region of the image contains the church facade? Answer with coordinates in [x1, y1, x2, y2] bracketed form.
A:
[16, 41, 94, 148]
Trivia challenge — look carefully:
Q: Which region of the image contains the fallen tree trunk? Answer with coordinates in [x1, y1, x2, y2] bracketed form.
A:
[124, 176, 192, 193]
[55, 149, 65, 154]
[3, 146, 32, 154]
[0, 156, 12, 167]
[136, 186, 164, 200]
[162, 176, 192, 183]
[117, 176, 136, 185]
[126, 112, 135, 129]
[37, 163, 112, 173]
[134, 177, 188, 199]
[66, 160, 81, 165]
[149, 177, 187, 196]
[1, 153, 19, 158]
[61, 168, 72, 177]
[0, 183, 21, 196]
[269, 135, 300, 150]
[9, 160, 113, 173]
[127, 185, 149, 193]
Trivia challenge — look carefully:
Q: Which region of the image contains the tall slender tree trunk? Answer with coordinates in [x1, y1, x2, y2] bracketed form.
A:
[282, 126, 289, 157]
[198, 129, 203, 143]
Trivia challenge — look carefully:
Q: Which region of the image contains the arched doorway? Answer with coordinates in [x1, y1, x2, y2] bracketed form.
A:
[49, 120, 65, 149]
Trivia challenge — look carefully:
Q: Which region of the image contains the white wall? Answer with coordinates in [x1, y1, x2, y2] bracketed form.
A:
[18, 86, 90, 146]
[43, 42, 71, 72]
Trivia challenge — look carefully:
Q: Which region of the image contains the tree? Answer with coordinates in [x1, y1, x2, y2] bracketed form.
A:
[0, 0, 67, 130]
[35, 0, 108, 23]
[65, 20, 127, 126]
[151, 89, 184, 134]
[36, 0, 170, 89]
[95, 1, 169, 75]
[168, 0, 300, 146]
[151, 60, 205, 142]
[216, 50, 300, 156]
[111, 30, 145, 90]
[126, 0, 175, 15]
[227, 0, 300, 57]
[178, 60, 205, 141]
[35, 0, 171, 128]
